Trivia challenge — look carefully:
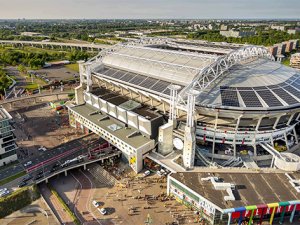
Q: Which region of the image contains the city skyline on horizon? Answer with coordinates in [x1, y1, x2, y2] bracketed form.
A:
[0, 0, 299, 20]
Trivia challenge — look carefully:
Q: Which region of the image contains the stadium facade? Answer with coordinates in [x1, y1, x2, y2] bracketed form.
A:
[68, 38, 300, 173]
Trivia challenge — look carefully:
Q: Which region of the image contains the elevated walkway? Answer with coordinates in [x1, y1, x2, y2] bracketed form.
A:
[259, 143, 300, 171]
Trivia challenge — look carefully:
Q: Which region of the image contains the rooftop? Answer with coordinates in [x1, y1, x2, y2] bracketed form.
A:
[0, 107, 12, 121]
[96, 44, 218, 87]
[89, 87, 161, 121]
[170, 172, 300, 210]
[70, 103, 153, 149]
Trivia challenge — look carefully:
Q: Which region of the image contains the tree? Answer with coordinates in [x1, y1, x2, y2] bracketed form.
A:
[17, 64, 27, 74]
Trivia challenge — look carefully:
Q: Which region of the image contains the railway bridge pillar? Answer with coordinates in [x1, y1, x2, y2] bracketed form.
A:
[64, 170, 68, 176]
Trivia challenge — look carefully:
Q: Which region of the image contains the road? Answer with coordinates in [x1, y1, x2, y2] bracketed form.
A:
[0, 163, 24, 181]
[71, 170, 102, 225]
[39, 183, 75, 225]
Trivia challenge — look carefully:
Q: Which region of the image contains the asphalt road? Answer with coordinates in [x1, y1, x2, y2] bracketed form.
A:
[0, 163, 24, 181]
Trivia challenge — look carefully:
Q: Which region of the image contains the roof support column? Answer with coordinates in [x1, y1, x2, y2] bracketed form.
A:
[253, 116, 264, 157]
[273, 114, 284, 130]
[233, 115, 242, 158]
[227, 213, 232, 225]
[287, 113, 295, 126]
[290, 204, 297, 223]
[212, 112, 219, 161]
[284, 130, 290, 151]
[293, 127, 298, 144]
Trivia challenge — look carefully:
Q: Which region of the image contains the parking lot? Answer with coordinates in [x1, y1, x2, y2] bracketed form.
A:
[32, 66, 79, 84]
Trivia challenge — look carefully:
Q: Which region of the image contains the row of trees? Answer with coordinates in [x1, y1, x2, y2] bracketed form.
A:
[0, 47, 91, 68]
[187, 30, 300, 46]
[0, 67, 11, 95]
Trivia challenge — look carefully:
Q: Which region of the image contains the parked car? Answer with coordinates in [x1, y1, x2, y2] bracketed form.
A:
[22, 175, 33, 182]
[0, 190, 10, 197]
[23, 161, 32, 167]
[157, 169, 166, 177]
[0, 188, 8, 193]
[92, 200, 100, 208]
[18, 181, 27, 187]
[38, 146, 47, 152]
[143, 170, 151, 177]
[98, 208, 107, 215]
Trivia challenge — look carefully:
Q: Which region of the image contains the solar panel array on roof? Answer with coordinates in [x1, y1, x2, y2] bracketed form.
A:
[284, 85, 300, 99]
[272, 88, 298, 105]
[151, 80, 171, 93]
[120, 72, 136, 82]
[237, 87, 253, 90]
[256, 90, 283, 107]
[220, 89, 240, 107]
[253, 86, 268, 90]
[239, 91, 263, 107]
[139, 77, 158, 89]
[96, 66, 183, 96]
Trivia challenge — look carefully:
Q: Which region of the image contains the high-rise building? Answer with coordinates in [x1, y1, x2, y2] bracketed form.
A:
[0, 107, 18, 166]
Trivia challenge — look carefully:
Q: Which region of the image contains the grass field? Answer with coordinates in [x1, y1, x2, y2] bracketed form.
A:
[65, 63, 79, 72]
[0, 171, 26, 186]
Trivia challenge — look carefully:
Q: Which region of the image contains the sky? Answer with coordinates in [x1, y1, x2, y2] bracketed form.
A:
[0, 0, 299, 19]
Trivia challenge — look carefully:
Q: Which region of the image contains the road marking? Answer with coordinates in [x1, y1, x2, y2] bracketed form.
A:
[70, 173, 85, 225]
[80, 170, 103, 225]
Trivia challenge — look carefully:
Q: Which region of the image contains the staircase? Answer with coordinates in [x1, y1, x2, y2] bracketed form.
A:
[87, 164, 117, 187]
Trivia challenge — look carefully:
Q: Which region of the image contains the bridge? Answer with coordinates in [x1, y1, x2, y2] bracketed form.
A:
[0, 91, 73, 108]
[0, 40, 110, 51]
[34, 150, 122, 184]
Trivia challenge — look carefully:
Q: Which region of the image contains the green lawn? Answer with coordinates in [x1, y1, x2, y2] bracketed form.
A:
[0, 171, 26, 186]
[65, 63, 79, 72]
[25, 83, 39, 91]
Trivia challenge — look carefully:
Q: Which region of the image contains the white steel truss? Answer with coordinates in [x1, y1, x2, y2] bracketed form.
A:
[178, 45, 275, 105]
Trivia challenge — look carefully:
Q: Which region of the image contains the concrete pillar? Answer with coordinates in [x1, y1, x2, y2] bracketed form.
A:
[9, 102, 13, 109]
[83, 164, 86, 170]
[64, 170, 68, 176]
[45, 178, 48, 183]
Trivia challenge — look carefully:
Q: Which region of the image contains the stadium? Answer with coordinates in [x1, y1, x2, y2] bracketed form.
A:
[68, 38, 300, 173]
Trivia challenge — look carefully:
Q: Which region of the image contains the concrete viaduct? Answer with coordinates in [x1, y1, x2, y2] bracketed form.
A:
[0, 91, 74, 109]
[0, 40, 110, 52]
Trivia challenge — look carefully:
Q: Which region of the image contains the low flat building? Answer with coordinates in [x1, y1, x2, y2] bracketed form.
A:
[0, 107, 18, 166]
[288, 28, 300, 35]
[220, 30, 255, 38]
[168, 172, 300, 225]
[291, 53, 300, 69]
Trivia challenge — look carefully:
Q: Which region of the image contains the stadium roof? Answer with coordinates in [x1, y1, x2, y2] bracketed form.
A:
[90, 38, 300, 111]
[197, 58, 300, 110]
[100, 45, 218, 86]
